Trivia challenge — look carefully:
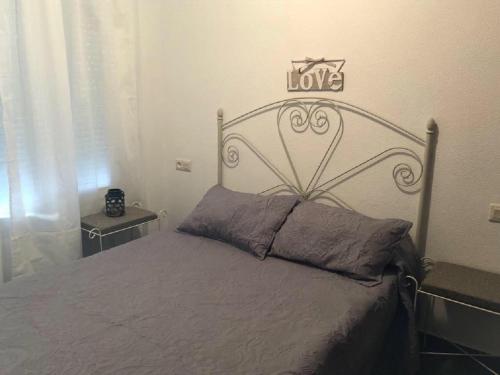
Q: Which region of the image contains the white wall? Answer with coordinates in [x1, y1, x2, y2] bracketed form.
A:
[138, 0, 500, 272]
[137, 0, 500, 351]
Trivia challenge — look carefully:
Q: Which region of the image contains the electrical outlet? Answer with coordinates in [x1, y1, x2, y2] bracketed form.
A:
[489, 203, 500, 223]
[175, 158, 192, 172]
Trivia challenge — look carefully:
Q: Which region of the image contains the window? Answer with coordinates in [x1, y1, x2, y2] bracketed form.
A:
[0, 98, 8, 218]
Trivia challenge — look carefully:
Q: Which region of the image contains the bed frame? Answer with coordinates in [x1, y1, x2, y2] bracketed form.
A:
[216, 97, 438, 255]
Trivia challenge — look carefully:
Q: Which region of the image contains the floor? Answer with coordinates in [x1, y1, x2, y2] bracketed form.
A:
[418, 335, 500, 375]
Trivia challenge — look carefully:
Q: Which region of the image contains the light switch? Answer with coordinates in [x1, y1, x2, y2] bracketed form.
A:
[489, 203, 500, 223]
[175, 158, 192, 172]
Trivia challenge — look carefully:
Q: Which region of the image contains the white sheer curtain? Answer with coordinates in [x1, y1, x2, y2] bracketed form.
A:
[0, 0, 141, 283]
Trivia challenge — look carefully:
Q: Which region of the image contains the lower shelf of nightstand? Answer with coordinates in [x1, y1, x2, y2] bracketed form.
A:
[81, 227, 142, 257]
[418, 334, 500, 375]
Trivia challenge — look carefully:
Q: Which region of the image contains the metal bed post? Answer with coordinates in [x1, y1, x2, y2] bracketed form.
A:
[217, 108, 224, 185]
[407, 119, 438, 322]
[158, 209, 168, 231]
[414, 119, 438, 255]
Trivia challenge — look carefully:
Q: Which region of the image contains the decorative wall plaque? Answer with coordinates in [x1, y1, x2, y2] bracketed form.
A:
[287, 58, 345, 92]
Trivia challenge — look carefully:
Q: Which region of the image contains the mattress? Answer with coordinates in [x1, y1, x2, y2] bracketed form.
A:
[0, 230, 413, 375]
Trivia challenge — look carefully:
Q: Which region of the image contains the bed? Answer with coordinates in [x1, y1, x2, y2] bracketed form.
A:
[0, 98, 438, 374]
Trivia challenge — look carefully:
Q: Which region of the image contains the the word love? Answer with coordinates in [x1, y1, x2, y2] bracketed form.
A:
[287, 58, 345, 92]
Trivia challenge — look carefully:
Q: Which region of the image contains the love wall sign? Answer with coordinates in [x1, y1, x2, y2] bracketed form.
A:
[287, 58, 345, 92]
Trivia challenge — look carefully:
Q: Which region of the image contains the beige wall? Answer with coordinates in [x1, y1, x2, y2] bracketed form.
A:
[137, 0, 500, 352]
[138, 0, 500, 272]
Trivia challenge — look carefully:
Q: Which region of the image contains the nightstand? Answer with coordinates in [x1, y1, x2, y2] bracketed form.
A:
[417, 261, 500, 373]
[80, 205, 166, 257]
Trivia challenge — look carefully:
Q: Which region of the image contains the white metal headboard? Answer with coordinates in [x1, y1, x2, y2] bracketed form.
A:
[216, 98, 438, 254]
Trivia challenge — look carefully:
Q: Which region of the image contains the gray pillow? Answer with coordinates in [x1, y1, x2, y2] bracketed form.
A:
[270, 201, 412, 284]
[178, 185, 301, 259]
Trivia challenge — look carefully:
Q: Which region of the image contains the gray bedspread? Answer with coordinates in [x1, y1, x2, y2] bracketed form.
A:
[0, 230, 414, 375]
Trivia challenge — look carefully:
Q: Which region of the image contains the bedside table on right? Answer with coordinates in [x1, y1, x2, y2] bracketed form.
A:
[417, 261, 500, 373]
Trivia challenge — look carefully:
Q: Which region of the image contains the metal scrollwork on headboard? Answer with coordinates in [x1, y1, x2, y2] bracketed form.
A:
[222, 99, 423, 199]
[217, 98, 438, 253]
